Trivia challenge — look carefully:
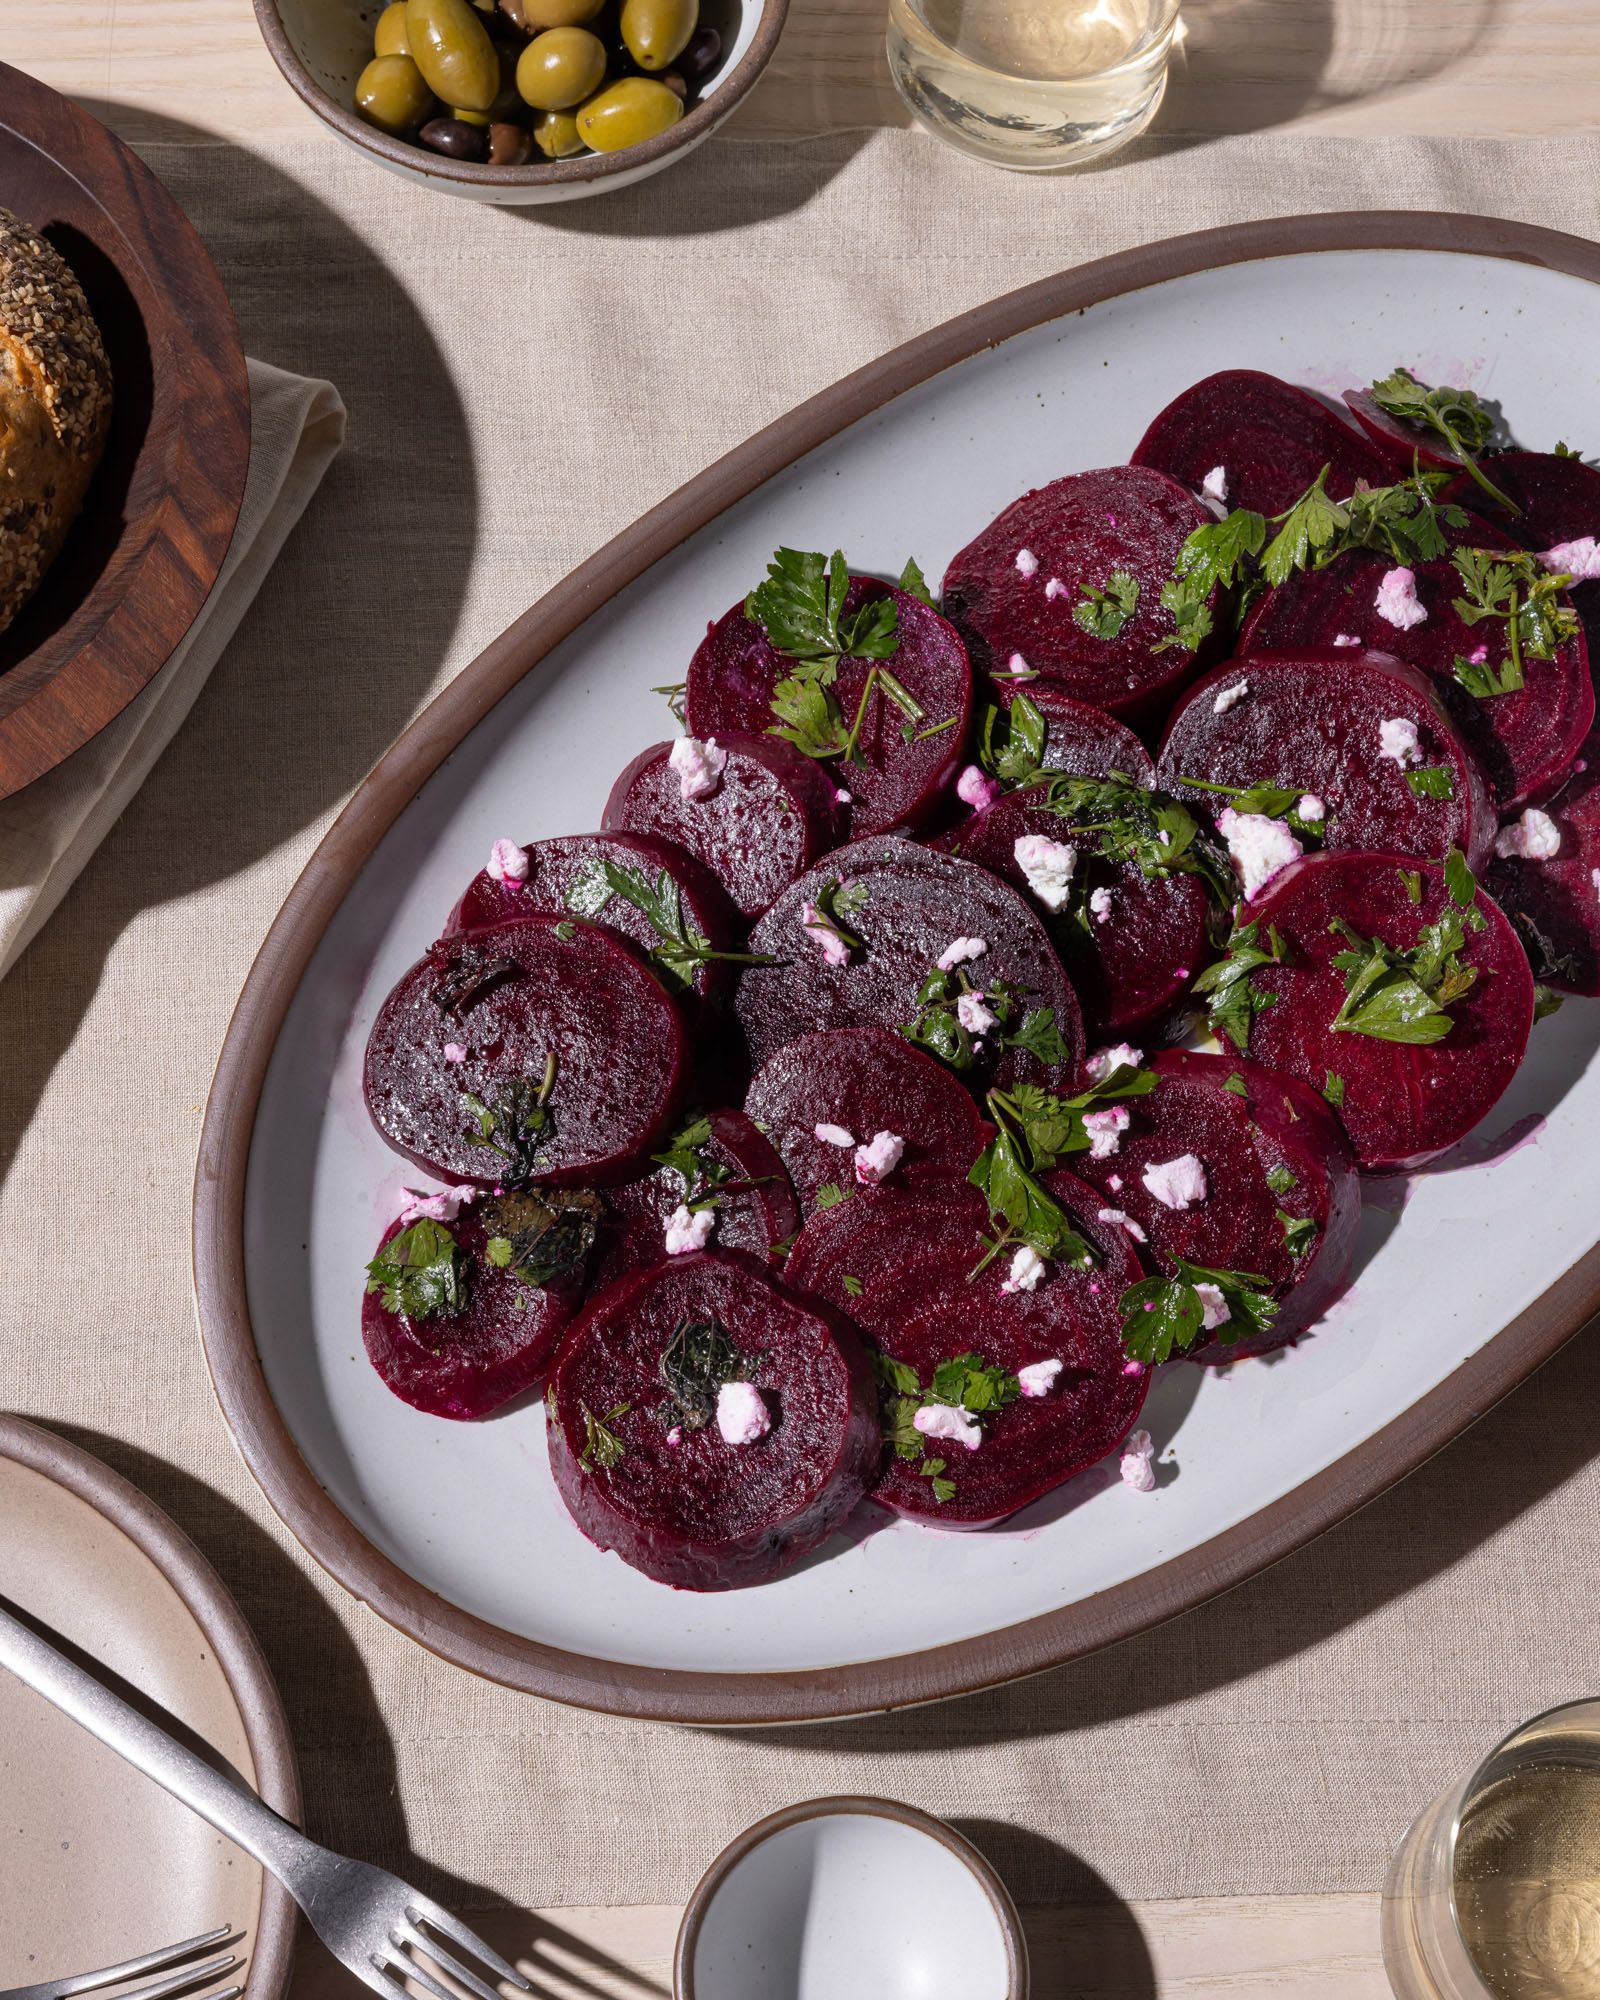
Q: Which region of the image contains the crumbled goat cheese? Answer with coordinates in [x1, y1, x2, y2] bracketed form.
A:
[801, 903, 852, 966]
[1097, 1207, 1148, 1243]
[1217, 807, 1302, 900]
[854, 1130, 905, 1185]
[1142, 1152, 1208, 1210]
[1015, 547, 1040, 578]
[399, 1184, 478, 1225]
[1002, 1246, 1047, 1295]
[669, 734, 728, 802]
[442, 1041, 467, 1064]
[1375, 566, 1428, 629]
[813, 1122, 855, 1148]
[1378, 716, 1423, 769]
[716, 1380, 771, 1446]
[1332, 633, 1361, 647]
[914, 1403, 982, 1450]
[1017, 1358, 1063, 1396]
[1086, 1043, 1143, 1081]
[1044, 578, 1067, 601]
[1083, 1105, 1130, 1159]
[957, 765, 1002, 811]
[664, 1204, 715, 1255]
[666, 1425, 683, 1445]
[1212, 678, 1249, 715]
[1201, 465, 1229, 505]
[957, 991, 997, 1035]
[836, 786, 852, 804]
[1120, 1429, 1157, 1492]
[1014, 833, 1078, 913]
[1494, 808, 1561, 861]
[1593, 867, 1600, 900]
[1297, 794, 1326, 822]
[1196, 1281, 1231, 1331]
[1089, 886, 1114, 923]
[1006, 652, 1037, 680]
[1543, 535, 1600, 581]
[938, 935, 988, 971]
[487, 838, 528, 883]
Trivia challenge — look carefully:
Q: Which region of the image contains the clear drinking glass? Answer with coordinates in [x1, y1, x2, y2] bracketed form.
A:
[885, 0, 1181, 172]
[1384, 1698, 1600, 1999]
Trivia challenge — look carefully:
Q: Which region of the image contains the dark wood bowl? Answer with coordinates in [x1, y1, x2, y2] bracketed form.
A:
[0, 64, 250, 801]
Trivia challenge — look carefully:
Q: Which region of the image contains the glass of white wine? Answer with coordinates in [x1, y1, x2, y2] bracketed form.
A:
[885, 0, 1182, 172]
[1385, 1699, 1600, 2000]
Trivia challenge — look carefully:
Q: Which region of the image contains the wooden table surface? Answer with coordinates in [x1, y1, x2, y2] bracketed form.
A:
[10, 3, 1597, 1995]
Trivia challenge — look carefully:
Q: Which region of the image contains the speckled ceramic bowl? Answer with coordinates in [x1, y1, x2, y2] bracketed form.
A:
[255, 0, 785, 205]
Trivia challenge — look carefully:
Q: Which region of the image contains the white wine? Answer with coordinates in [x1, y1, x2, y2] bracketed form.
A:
[886, 0, 1180, 171]
[1454, 1746, 1600, 1999]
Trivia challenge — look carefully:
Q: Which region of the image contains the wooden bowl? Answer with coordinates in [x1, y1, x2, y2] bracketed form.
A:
[254, 0, 787, 205]
[0, 64, 250, 802]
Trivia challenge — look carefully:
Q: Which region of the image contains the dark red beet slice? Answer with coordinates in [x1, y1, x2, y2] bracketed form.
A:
[1441, 449, 1600, 658]
[940, 467, 1217, 723]
[1157, 649, 1496, 871]
[933, 790, 1212, 1038]
[364, 912, 691, 1188]
[546, 1249, 879, 1590]
[1000, 685, 1155, 783]
[592, 1108, 802, 1287]
[441, 830, 739, 1027]
[743, 1027, 988, 1211]
[1487, 734, 1600, 995]
[1341, 386, 1467, 476]
[684, 579, 972, 839]
[601, 733, 845, 921]
[1131, 370, 1386, 516]
[735, 836, 1085, 1095]
[1238, 852, 1535, 1171]
[362, 1199, 584, 1418]
[784, 1177, 1146, 1526]
[1069, 1050, 1359, 1364]
[1240, 518, 1593, 810]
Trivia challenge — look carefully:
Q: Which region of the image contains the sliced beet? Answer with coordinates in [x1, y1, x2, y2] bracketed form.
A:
[1239, 518, 1593, 810]
[1441, 449, 1600, 658]
[735, 836, 1085, 1095]
[1486, 736, 1600, 995]
[1001, 685, 1155, 783]
[441, 830, 739, 1027]
[1157, 649, 1496, 871]
[545, 1249, 879, 1590]
[1131, 370, 1386, 516]
[940, 467, 1217, 722]
[1069, 1050, 1360, 1363]
[1341, 386, 1468, 476]
[684, 578, 972, 839]
[362, 1198, 585, 1419]
[364, 912, 691, 1188]
[602, 733, 845, 921]
[592, 1107, 802, 1286]
[784, 1177, 1146, 1526]
[933, 789, 1213, 1038]
[743, 1026, 989, 1211]
[1238, 851, 1535, 1171]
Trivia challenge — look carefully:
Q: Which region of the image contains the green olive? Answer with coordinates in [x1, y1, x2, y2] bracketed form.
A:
[453, 105, 492, 124]
[532, 107, 587, 156]
[575, 75, 683, 151]
[516, 27, 608, 110]
[503, 0, 605, 29]
[405, 0, 500, 112]
[355, 53, 435, 133]
[620, 0, 697, 71]
[373, 1, 413, 56]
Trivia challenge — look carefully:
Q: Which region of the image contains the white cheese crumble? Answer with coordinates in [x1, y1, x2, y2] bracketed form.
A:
[487, 838, 528, 883]
[1592, 866, 1600, 901]
[1002, 1245, 1047, 1295]
[1212, 679, 1250, 715]
[1195, 1281, 1231, 1331]
[854, 1130, 905, 1185]
[1374, 566, 1428, 629]
[399, 1184, 478, 1225]
[442, 1041, 467, 1064]
[669, 734, 728, 802]
[1202, 464, 1229, 505]
[1083, 1105, 1130, 1159]
[1120, 1429, 1157, 1492]
[1543, 535, 1600, 582]
[1014, 833, 1078, 912]
[1088, 885, 1114, 924]
[1332, 632, 1360, 647]
[1377, 716, 1423, 769]
[800, 902, 852, 966]
[664, 1204, 715, 1255]
[1086, 1043, 1143, 1082]
[1044, 577, 1067, 601]
[1007, 652, 1038, 680]
[1297, 794, 1326, 823]
[1141, 1152, 1208, 1210]
[957, 990, 997, 1035]
[1017, 1357, 1063, 1397]
[957, 765, 1002, 811]
[1217, 807, 1302, 900]
[937, 935, 988, 971]
[716, 1380, 771, 1446]
[1494, 808, 1562, 861]
[813, 1122, 855, 1148]
[1097, 1206, 1148, 1243]
[914, 1403, 983, 1451]
[1015, 547, 1040, 578]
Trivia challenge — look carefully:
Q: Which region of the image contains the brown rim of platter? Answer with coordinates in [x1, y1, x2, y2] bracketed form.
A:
[194, 212, 1600, 1727]
[0, 1415, 301, 1996]
[250, 0, 791, 192]
[672, 1795, 1029, 1997]
[0, 63, 250, 801]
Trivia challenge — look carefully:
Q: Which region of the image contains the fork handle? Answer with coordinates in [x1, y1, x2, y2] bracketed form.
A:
[0, 1598, 317, 1887]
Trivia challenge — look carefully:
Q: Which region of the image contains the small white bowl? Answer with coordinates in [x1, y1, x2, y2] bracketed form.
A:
[255, 0, 786, 205]
[675, 1796, 1029, 2000]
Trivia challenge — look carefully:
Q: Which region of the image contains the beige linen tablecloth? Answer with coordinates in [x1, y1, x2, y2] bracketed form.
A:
[3, 124, 1598, 1913]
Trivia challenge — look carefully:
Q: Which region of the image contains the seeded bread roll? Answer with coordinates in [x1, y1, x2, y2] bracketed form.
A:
[0, 206, 112, 637]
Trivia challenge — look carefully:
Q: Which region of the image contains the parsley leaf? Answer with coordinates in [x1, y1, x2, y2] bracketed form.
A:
[900, 963, 1066, 1074]
[986, 1066, 1159, 1171]
[566, 858, 772, 989]
[1452, 649, 1525, 700]
[1397, 867, 1423, 905]
[976, 691, 1048, 787]
[1192, 917, 1287, 1052]
[461, 1057, 558, 1186]
[479, 1189, 600, 1290]
[1026, 769, 1235, 906]
[815, 1183, 850, 1210]
[1444, 845, 1480, 910]
[1323, 1071, 1346, 1106]
[1261, 466, 1346, 586]
[768, 674, 852, 758]
[928, 1352, 1021, 1414]
[967, 1103, 1099, 1279]
[1328, 905, 1481, 1045]
[1072, 570, 1140, 640]
[1265, 1163, 1297, 1196]
[1534, 983, 1565, 1022]
[651, 680, 687, 726]
[1177, 773, 1328, 839]
[897, 556, 937, 607]
[579, 1402, 629, 1472]
[657, 1317, 759, 1432]
[365, 1218, 471, 1323]
[1367, 368, 1516, 514]
[1277, 1210, 1318, 1257]
[745, 548, 901, 669]
[1451, 548, 1579, 691]
[1405, 765, 1456, 801]
[1119, 1255, 1278, 1364]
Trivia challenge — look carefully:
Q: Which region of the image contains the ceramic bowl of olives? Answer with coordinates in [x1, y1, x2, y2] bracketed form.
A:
[255, 0, 785, 203]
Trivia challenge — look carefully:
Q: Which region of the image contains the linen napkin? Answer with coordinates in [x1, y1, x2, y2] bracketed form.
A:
[0, 358, 345, 980]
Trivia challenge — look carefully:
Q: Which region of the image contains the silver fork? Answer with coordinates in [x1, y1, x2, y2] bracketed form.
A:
[0, 1604, 531, 2000]
[2, 1926, 243, 2000]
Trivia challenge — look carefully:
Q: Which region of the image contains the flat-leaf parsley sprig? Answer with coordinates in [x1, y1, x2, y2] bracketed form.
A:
[566, 858, 774, 990]
[1366, 367, 1516, 515]
[1119, 1256, 1278, 1364]
[1327, 847, 1486, 1047]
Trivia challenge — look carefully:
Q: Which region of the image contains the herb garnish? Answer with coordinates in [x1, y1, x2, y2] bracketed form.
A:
[804, 875, 870, 957]
[1223, 1072, 1250, 1097]
[1452, 650, 1524, 700]
[1073, 571, 1140, 640]
[1323, 1071, 1346, 1106]
[462, 1054, 558, 1185]
[1397, 867, 1423, 905]
[1405, 766, 1456, 801]
[657, 1317, 760, 1432]
[566, 858, 773, 990]
[1366, 368, 1516, 514]
[975, 691, 1048, 787]
[874, 1349, 1021, 1503]
[364, 1218, 471, 1323]
[1177, 775, 1328, 839]
[1277, 1210, 1318, 1257]
[1265, 1163, 1297, 1196]
[897, 556, 937, 607]
[1192, 918, 1288, 1052]
[579, 1402, 629, 1472]
[815, 1182, 850, 1209]
[901, 962, 1068, 1075]
[1119, 1256, 1278, 1363]
[1450, 548, 1579, 692]
[651, 1111, 731, 1205]
[1328, 867, 1486, 1045]
[432, 945, 521, 1014]
[481, 1188, 601, 1289]
[651, 680, 687, 725]
[1534, 984, 1565, 1022]
[1025, 770, 1236, 906]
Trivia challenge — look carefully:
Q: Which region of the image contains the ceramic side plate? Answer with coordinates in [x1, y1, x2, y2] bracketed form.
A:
[195, 213, 1600, 1724]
